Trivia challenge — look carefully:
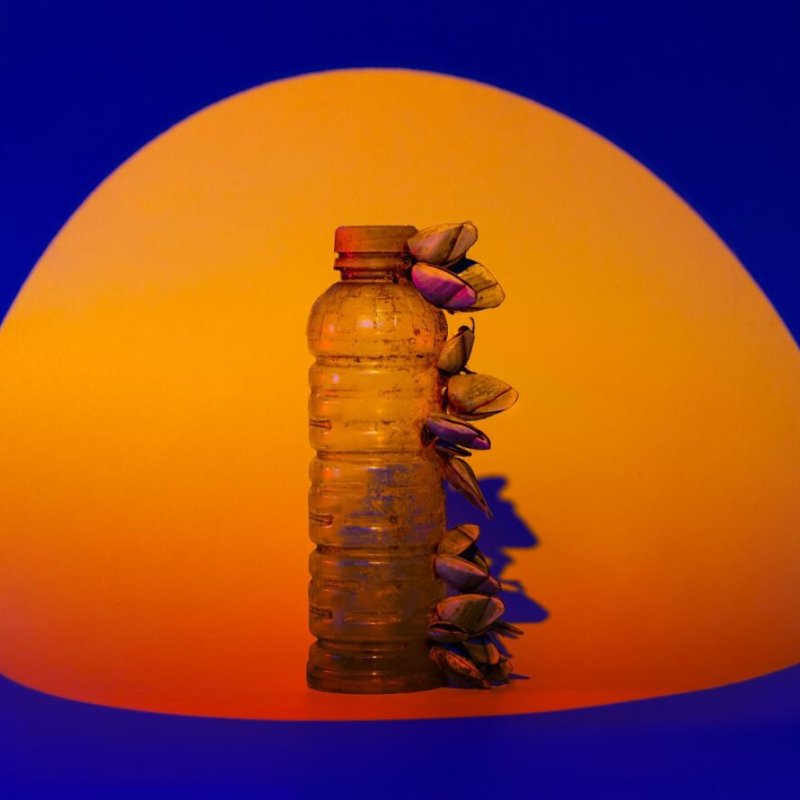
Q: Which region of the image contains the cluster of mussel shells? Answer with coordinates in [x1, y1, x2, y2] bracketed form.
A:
[404, 221, 519, 517]
[403, 222, 524, 688]
[429, 524, 524, 688]
[406, 221, 503, 313]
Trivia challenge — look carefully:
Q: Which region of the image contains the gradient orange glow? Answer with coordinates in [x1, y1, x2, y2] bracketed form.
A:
[1, 68, 798, 720]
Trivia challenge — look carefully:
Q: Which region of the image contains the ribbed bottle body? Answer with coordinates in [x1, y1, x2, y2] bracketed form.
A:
[306, 277, 448, 693]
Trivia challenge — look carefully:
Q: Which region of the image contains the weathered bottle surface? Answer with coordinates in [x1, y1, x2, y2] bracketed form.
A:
[306, 225, 448, 693]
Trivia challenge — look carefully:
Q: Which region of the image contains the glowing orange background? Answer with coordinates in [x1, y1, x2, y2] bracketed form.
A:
[1, 69, 798, 720]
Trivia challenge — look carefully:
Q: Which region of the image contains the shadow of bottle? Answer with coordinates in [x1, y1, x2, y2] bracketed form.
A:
[445, 475, 549, 625]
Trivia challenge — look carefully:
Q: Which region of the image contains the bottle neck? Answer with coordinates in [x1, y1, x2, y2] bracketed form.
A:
[335, 252, 409, 281]
[339, 268, 400, 282]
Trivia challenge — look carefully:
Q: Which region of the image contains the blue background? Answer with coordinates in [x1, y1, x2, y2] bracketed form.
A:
[1, 1, 798, 796]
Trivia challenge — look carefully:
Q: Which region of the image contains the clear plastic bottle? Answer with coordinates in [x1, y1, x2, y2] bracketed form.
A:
[306, 225, 448, 693]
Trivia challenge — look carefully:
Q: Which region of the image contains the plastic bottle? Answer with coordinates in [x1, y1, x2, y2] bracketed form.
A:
[306, 225, 448, 693]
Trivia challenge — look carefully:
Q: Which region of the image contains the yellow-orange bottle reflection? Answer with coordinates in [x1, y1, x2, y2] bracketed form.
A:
[306, 225, 448, 693]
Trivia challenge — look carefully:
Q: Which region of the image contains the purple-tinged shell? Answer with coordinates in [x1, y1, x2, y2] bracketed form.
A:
[434, 440, 472, 458]
[425, 413, 490, 450]
[411, 263, 477, 310]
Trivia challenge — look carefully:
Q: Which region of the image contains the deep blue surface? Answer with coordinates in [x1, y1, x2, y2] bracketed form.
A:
[2, 667, 799, 799]
[1, 1, 798, 796]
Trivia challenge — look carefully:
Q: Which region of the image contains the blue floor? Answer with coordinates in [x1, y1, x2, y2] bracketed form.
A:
[2, 666, 799, 798]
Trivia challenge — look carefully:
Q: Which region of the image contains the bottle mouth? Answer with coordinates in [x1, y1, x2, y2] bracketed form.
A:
[334, 225, 415, 259]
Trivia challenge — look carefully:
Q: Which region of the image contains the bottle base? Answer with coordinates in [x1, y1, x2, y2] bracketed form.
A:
[306, 641, 444, 694]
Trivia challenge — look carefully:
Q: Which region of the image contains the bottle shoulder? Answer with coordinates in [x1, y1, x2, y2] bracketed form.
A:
[309, 279, 421, 307]
[307, 279, 447, 358]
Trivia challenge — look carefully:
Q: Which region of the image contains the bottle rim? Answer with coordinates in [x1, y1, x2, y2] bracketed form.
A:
[334, 225, 418, 255]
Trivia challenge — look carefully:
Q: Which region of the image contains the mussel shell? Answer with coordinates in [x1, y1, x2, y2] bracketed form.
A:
[436, 593, 505, 633]
[488, 619, 525, 638]
[426, 413, 490, 450]
[451, 260, 505, 311]
[486, 630, 513, 659]
[444, 457, 492, 518]
[427, 621, 470, 643]
[407, 221, 478, 267]
[434, 440, 472, 458]
[468, 547, 491, 572]
[437, 325, 475, 374]
[447, 373, 519, 420]
[462, 636, 502, 666]
[484, 658, 513, 685]
[474, 574, 502, 595]
[437, 523, 480, 556]
[411, 263, 476, 310]
[435, 554, 501, 595]
[428, 644, 489, 689]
